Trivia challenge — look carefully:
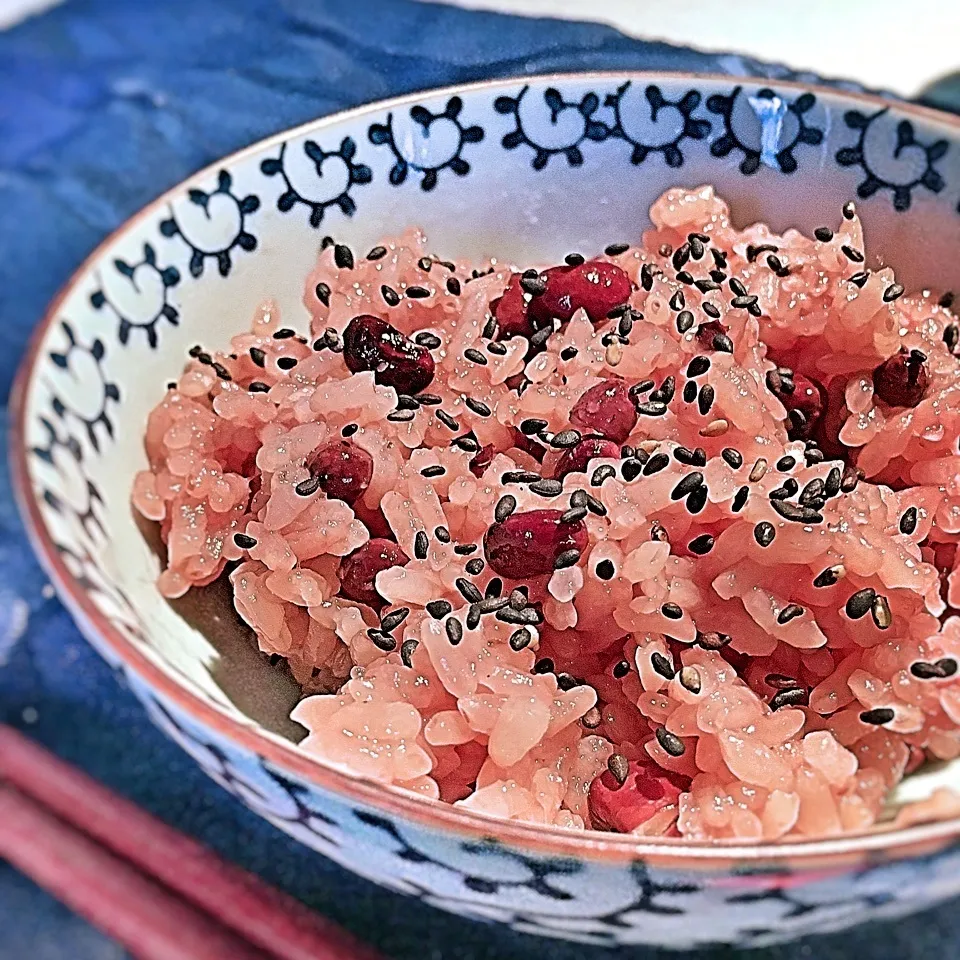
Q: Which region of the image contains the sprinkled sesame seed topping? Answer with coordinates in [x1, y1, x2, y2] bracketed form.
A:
[367, 245, 387, 260]
[777, 604, 804, 624]
[814, 227, 834, 242]
[465, 557, 485, 576]
[445, 617, 463, 645]
[595, 559, 616, 580]
[414, 530, 429, 560]
[859, 707, 894, 725]
[754, 522, 776, 547]
[464, 348, 487, 365]
[722, 448, 743, 468]
[661, 602, 683, 620]
[426, 599, 452, 619]
[770, 688, 807, 711]
[732, 485, 749, 512]
[688, 534, 714, 555]
[233, 533, 258, 549]
[900, 506, 918, 535]
[656, 727, 686, 756]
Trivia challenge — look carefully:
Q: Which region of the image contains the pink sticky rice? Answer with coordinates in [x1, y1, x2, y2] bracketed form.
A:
[133, 186, 960, 841]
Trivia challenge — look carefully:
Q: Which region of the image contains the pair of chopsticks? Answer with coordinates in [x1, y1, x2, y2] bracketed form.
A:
[0, 724, 381, 960]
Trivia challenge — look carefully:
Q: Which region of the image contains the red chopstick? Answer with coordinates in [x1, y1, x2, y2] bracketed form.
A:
[0, 724, 380, 960]
[0, 782, 270, 960]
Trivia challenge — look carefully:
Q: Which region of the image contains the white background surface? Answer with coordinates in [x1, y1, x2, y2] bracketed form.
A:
[0, 0, 957, 96]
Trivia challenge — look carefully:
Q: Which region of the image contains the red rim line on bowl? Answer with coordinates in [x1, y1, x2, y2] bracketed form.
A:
[12, 71, 960, 868]
[0, 725, 380, 960]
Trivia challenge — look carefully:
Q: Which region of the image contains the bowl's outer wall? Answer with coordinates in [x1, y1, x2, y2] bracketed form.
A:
[14, 74, 960, 947]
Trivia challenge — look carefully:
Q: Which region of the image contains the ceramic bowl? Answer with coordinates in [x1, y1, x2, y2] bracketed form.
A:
[13, 72, 960, 950]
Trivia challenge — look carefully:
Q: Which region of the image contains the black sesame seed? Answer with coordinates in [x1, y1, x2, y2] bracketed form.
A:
[689, 534, 715, 555]
[520, 418, 548, 437]
[777, 604, 804, 624]
[676, 270, 694, 285]
[212, 363, 232, 380]
[368, 629, 397, 652]
[414, 530, 429, 560]
[396, 394, 421, 411]
[465, 397, 491, 418]
[445, 617, 464, 645]
[687, 355, 711, 377]
[799, 479, 825, 506]
[555, 548, 581, 569]
[595, 559, 616, 581]
[621, 458, 644, 482]
[509, 628, 532, 651]
[341, 423, 358, 437]
[406, 285, 431, 299]
[367, 245, 387, 261]
[560, 506, 587, 525]
[452, 435, 479, 452]
[420, 465, 446, 478]
[859, 707, 894, 725]
[899, 506, 918, 535]
[381, 285, 400, 306]
[565, 253, 585, 266]
[771, 499, 823, 523]
[671, 472, 704, 500]
[732, 485, 749, 513]
[502, 470, 540, 484]
[697, 384, 715, 416]
[640, 264, 655, 291]
[551, 430, 582, 449]
[533, 657, 555, 675]
[556, 672, 580, 691]
[687, 485, 709, 514]
[841, 245, 864, 263]
[847, 271, 869, 288]
[435, 526, 452, 544]
[276, 356, 298, 371]
[910, 661, 950, 680]
[731, 295, 758, 310]
[682, 381, 698, 403]
[415, 332, 442, 350]
[842, 201, 856, 219]
[591, 464, 616, 487]
[387, 410, 415, 422]
[669, 290, 686, 311]
[530, 479, 563, 497]
[840, 464, 861, 493]
[636, 401, 668, 417]
[495, 495, 517, 523]
[444, 276, 461, 296]
[689, 237, 705, 260]
[314, 282, 331, 307]
[605, 242, 630, 256]
[814, 227, 834, 242]
[754, 522, 776, 547]
[883, 283, 904, 303]
[435, 410, 459, 431]
[661, 602, 683, 620]
[650, 376, 675, 404]
[426, 599, 453, 619]
[713, 333, 734, 353]
[464, 348, 487, 366]
[844, 587, 877, 620]
[400, 638, 419, 668]
[498, 605, 542, 626]
[656, 727, 686, 757]
[380, 607, 410, 633]
[334, 244, 354, 269]
[677, 310, 695, 333]
[813, 565, 845, 588]
[672, 243, 691, 270]
[607, 753, 630, 785]
[722, 448, 743, 469]
[465, 557, 485, 576]
[695, 279, 720, 294]
[701, 303, 721, 321]
[613, 660, 631, 679]
[770, 688, 808, 711]
[233, 533, 258, 549]
[293, 475, 321, 497]
[776, 456, 796, 472]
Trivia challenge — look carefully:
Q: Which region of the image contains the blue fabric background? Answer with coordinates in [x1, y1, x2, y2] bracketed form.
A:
[1, 1, 958, 957]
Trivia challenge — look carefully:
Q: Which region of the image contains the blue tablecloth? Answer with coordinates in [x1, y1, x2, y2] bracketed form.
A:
[1, 2, 958, 957]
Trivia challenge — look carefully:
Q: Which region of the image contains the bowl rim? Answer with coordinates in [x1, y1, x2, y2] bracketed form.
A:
[13, 69, 960, 868]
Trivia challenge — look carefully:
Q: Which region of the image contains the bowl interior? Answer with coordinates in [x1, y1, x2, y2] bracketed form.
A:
[16, 73, 960, 824]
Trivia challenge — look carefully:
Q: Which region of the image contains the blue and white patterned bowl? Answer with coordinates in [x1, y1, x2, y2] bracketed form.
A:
[12, 73, 960, 950]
